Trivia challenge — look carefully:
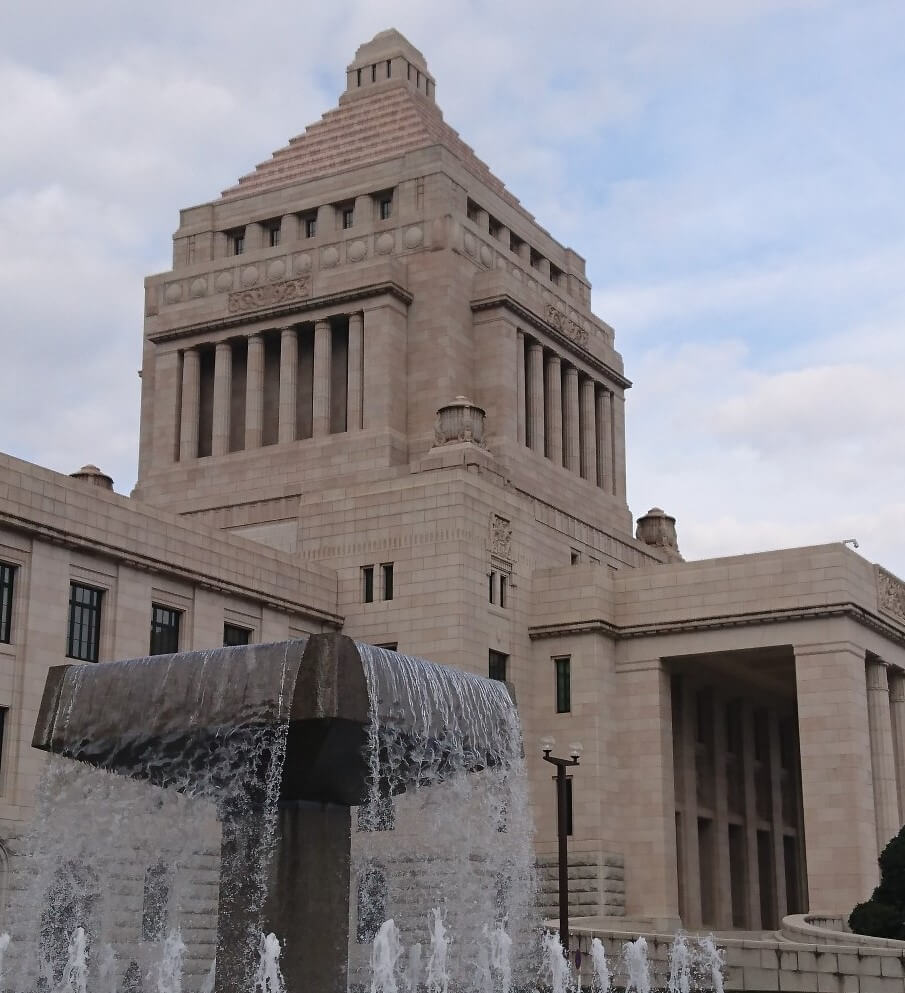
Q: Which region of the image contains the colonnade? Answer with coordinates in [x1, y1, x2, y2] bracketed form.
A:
[866, 656, 905, 853]
[515, 329, 621, 495]
[178, 312, 363, 460]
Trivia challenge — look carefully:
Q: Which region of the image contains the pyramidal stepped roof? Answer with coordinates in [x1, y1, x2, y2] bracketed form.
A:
[220, 29, 523, 211]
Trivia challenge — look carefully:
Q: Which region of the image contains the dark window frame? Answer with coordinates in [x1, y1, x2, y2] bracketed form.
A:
[223, 623, 251, 647]
[342, 207, 354, 230]
[489, 650, 508, 682]
[268, 225, 281, 248]
[381, 563, 394, 601]
[362, 566, 375, 604]
[67, 582, 103, 662]
[233, 233, 245, 256]
[304, 216, 317, 238]
[379, 197, 392, 221]
[150, 604, 181, 656]
[0, 562, 15, 643]
[555, 656, 571, 713]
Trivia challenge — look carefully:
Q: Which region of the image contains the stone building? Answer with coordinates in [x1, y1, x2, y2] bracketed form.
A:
[3, 28, 905, 943]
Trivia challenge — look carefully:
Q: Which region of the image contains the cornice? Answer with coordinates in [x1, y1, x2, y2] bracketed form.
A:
[471, 292, 632, 389]
[0, 510, 344, 629]
[147, 280, 414, 344]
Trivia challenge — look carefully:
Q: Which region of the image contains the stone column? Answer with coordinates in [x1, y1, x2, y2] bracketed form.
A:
[527, 340, 545, 452]
[579, 377, 596, 481]
[179, 347, 200, 461]
[712, 692, 732, 928]
[563, 366, 580, 473]
[889, 670, 905, 822]
[281, 213, 300, 244]
[595, 387, 611, 491]
[278, 327, 298, 444]
[867, 657, 900, 853]
[612, 390, 627, 500]
[245, 333, 264, 450]
[768, 713, 788, 921]
[795, 642, 878, 911]
[313, 319, 332, 437]
[347, 313, 363, 431]
[211, 341, 232, 457]
[741, 703, 762, 928]
[544, 352, 563, 464]
[516, 331, 526, 447]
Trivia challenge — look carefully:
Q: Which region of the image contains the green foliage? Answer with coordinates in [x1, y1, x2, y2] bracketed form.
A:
[849, 825, 905, 938]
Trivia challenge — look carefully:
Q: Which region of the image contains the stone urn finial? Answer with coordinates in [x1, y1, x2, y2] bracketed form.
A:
[434, 396, 486, 448]
[636, 507, 683, 562]
[70, 464, 114, 491]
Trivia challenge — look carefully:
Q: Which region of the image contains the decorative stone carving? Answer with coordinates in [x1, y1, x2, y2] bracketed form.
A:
[463, 232, 476, 257]
[190, 277, 207, 299]
[489, 514, 512, 561]
[227, 277, 311, 315]
[403, 226, 423, 249]
[164, 283, 182, 304]
[241, 265, 259, 287]
[348, 240, 367, 262]
[479, 244, 493, 268]
[215, 271, 234, 293]
[433, 396, 485, 447]
[294, 253, 313, 273]
[376, 233, 395, 254]
[546, 304, 589, 348]
[267, 259, 286, 281]
[321, 246, 340, 268]
[878, 567, 905, 622]
[636, 507, 684, 563]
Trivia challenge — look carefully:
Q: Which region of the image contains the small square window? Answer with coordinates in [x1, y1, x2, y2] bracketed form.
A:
[67, 583, 103, 662]
[233, 234, 245, 256]
[489, 650, 508, 682]
[381, 563, 394, 601]
[0, 562, 15, 643]
[379, 198, 392, 221]
[555, 657, 571, 713]
[150, 604, 181, 656]
[269, 226, 281, 248]
[362, 566, 374, 604]
[223, 623, 251, 647]
[305, 217, 317, 238]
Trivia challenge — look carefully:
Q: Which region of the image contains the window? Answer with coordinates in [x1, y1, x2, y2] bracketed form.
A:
[466, 199, 480, 223]
[499, 574, 508, 608]
[150, 604, 181, 656]
[550, 264, 563, 286]
[357, 68, 362, 87]
[555, 657, 571, 713]
[268, 225, 281, 248]
[489, 650, 508, 682]
[488, 571, 496, 604]
[67, 583, 102, 662]
[223, 624, 251, 647]
[386, 59, 391, 78]
[304, 217, 317, 238]
[233, 234, 244, 256]
[0, 707, 7, 777]
[570, 549, 580, 565]
[379, 197, 392, 221]
[0, 562, 14, 643]
[371, 64, 377, 83]
[374, 642, 398, 651]
[362, 566, 374, 604]
[488, 218, 501, 239]
[381, 563, 394, 601]
[342, 207, 354, 230]
[510, 232, 523, 255]
[141, 863, 169, 941]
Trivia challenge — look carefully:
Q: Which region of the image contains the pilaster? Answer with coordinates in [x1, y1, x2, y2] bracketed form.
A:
[211, 341, 232, 457]
[544, 352, 563, 465]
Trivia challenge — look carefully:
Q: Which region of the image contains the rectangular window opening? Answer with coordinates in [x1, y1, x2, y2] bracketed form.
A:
[342, 207, 354, 230]
[499, 574, 508, 608]
[233, 233, 245, 256]
[555, 657, 571, 713]
[386, 59, 391, 78]
[150, 604, 181, 657]
[488, 571, 496, 605]
[304, 216, 317, 238]
[379, 197, 392, 221]
[223, 623, 251, 647]
[381, 563, 394, 601]
[67, 583, 103, 662]
[268, 225, 281, 248]
[488, 650, 508, 682]
[362, 566, 375, 604]
[0, 562, 15, 644]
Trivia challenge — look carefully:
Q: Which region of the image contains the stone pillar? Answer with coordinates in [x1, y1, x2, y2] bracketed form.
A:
[795, 643, 878, 911]
[595, 387, 611, 491]
[579, 377, 596, 481]
[678, 679, 702, 927]
[563, 366, 580, 473]
[313, 319, 332, 437]
[612, 390, 627, 500]
[741, 703, 762, 928]
[544, 352, 563, 464]
[316, 204, 334, 235]
[347, 313, 363, 431]
[179, 347, 200, 461]
[475, 208, 489, 232]
[768, 713, 788, 921]
[889, 670, 905, 822]
[516, 331, 526, 447]
[245, 333, 264, 450]
[281, 213, 300, 244]
[867, 657, 900, 853]
[278, 327, 298, 444]
[527, 340, 544, 453]
[211, 341, 232, 457]
[244, 222, 264, 252]
[712, 692, 733, 928]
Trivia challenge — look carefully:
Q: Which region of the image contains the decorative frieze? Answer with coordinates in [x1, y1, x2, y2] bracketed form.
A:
[489, 514, 512, 562]
[227, 277, 311, 315]
[546, 304, 588, 348]
[878, 566, 905, 623]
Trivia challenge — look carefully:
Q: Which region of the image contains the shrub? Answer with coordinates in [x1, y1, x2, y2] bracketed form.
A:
[849, 825, 905, 938]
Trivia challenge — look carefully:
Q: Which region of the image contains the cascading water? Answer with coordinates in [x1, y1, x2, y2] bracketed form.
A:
[623, 936, 652, 993]
[589, 936, 611, 993]
[666, 931, 691, 993]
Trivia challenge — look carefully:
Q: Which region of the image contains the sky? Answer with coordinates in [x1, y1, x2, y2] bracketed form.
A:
[1, 0, 904, 575]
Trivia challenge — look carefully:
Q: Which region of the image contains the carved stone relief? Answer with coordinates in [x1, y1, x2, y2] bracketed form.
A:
[489, 514, 512, 562]
[546, 304, 589, 348]
[878, 566, 905, 623]
[227, 276, 311, 315]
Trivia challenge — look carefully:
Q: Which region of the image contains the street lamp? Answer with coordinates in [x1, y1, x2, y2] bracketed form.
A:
[541, 737, 582, 950]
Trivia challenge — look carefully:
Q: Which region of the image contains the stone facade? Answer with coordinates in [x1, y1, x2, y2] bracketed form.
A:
[3, 29, 905, 957]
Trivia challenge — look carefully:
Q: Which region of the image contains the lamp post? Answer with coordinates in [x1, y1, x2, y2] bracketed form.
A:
[541, 736, 582, 951]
